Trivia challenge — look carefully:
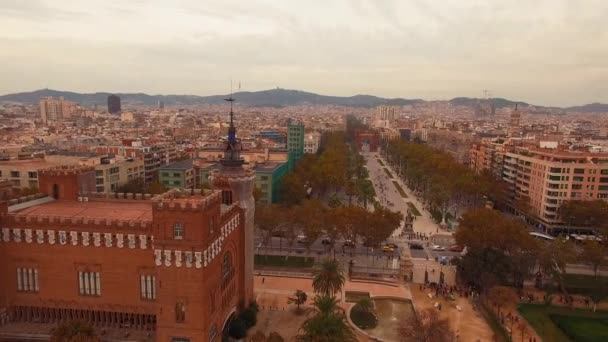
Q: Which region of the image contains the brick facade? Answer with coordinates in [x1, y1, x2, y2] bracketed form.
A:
[0, 167, 248, 341]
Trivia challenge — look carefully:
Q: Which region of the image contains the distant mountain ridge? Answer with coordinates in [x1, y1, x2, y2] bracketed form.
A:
[0, 88, 606, 112]
[0, 88, 422, 108]
[565, 103, 608, 113]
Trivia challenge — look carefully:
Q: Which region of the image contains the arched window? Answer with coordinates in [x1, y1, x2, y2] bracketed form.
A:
[52, 184, 59, 199]
[222, 252, 232, 279]
[175, 302, 186, 323]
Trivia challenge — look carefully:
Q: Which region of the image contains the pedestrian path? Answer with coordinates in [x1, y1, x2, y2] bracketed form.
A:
[364, 153, 448, 236]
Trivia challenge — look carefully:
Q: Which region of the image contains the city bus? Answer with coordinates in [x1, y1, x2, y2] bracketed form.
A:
[529, 232, 555, 241]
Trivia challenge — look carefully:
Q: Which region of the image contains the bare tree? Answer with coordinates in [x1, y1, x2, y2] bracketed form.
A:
[400, 308, 454, 342]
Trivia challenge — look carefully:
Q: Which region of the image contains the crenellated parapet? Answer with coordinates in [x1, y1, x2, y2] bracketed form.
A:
[79, 192, 155, 201]
[39, 165, 95, 176]
[5, 213, 152, 232]
[152, 188, 221, 212]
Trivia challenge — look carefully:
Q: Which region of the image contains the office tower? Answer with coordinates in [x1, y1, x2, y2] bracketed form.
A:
[107, 94, 121, 114]
[287, 119, 305, 162]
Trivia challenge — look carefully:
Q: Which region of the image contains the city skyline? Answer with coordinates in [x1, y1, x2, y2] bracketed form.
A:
[2, 0, 607, 107]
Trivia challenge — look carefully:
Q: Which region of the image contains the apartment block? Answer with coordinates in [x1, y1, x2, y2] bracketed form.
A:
[159, 160, 195, 189]
[94, 142, 177, 185]
[471, 140, 608, 231]
[39, 97, 78, 124]
[0, 159, 57, 190]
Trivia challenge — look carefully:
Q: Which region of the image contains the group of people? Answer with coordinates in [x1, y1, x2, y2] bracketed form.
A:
[403, 232, 431, 240]
[420, 282, 479, 301]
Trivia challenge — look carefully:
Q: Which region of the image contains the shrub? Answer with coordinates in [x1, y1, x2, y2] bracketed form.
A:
[228, 318, 247, 339]
[240, 306, 258, 329]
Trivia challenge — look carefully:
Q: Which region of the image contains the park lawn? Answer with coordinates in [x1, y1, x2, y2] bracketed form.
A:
[518, 303, 608, 342]
[383, 168, 393, 178]
[392, 181, 408, 198]
[550, 314, 608, 342]
[377, 159, 385, 166]
[562, 274, 608, 295]
[254, 255, 315, 268]
[406, 202, 421, 216]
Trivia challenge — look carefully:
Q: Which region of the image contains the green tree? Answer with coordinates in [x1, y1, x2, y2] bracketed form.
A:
[487, 286, 518, 317]
[287, 290, 308, 313]
[51, 320, 99, 342]
[279, 173, 305, 206]
[355, 179, 375, 209]
[255, 204, 286, 256]
[559, 200, 608, 237]
[312, 259, 345, 296]
[538, 238, 577, 293]
[589, 282, 608, 312]
[579, 241, 608, 277]
[455, 208, 537, 255]
[358, 206, 402, 251]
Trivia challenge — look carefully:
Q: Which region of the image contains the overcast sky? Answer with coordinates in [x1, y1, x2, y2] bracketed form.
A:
[1, 0, 607, 106]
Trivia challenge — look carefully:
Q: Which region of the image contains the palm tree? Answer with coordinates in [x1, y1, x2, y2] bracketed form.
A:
[356, 297, 373, 313]
[287, 289, 308, 313]
[51, 320, 99, 342]
[313, 258, 345, 296]
[295, 294, 357, 342]
[312, 294, 340, 316]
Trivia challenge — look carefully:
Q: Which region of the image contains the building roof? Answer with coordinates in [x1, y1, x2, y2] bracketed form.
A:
[14, 200, 153, 221]
[160, 159, 193, 170]
[0, 159, 57, 169]
[254, 162, 285, 173]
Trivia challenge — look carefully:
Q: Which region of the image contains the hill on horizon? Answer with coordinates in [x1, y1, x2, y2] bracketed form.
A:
[0, 88, 422, 108]
[0, 88, 606, 112]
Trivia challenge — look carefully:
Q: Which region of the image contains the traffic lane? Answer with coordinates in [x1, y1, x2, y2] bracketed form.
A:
[258, 236, 402, 257]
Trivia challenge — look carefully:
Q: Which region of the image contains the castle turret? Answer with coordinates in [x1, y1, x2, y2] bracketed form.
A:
[210, 94, 256, 303]
[38, 165, 96, 200]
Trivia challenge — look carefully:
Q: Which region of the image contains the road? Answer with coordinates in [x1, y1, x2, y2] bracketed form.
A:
[363, 152, 450, 237]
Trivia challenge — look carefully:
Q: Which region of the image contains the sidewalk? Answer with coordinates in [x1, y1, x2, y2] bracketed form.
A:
[365, 153, 448, 236]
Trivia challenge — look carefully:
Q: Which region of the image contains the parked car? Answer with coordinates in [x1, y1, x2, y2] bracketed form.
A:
[385, 243, 398, 249]
[343, 239, 356, 247]
[296, 234, 308, 243]
[321, 238, 332, 245]
[409, 243, 424, 250]
[382, 245, 395, 253]
[449, 245, 463, 252]
[432, 245, 445, 251]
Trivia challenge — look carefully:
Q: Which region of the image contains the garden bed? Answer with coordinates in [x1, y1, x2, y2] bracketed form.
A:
[392, 181, 408, 198]
[383, 168, 393, 178]
[406, 202, 421, 216]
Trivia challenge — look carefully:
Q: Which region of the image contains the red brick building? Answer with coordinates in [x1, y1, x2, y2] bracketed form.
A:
[0, 165, 249, 341]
